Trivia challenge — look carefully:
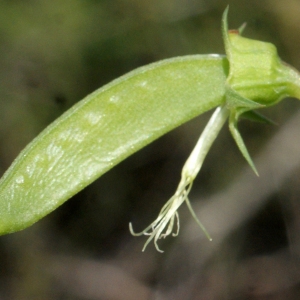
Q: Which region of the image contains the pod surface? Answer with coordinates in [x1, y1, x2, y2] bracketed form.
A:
[0, 55, 227, 234]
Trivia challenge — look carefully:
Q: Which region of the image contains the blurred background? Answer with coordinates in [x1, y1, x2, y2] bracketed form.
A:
[0, 0, 300, 299]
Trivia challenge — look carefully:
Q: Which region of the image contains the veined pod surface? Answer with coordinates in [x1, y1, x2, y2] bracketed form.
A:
[0, 55, 227, 234]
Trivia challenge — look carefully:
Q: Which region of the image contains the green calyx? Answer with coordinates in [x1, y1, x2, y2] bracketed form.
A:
[222, 7, 300, 175]
[223, 6, 300, 106]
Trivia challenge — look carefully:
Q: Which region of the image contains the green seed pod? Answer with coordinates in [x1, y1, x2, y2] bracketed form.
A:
[0, 7, 300, 249]
[0, 55, 227, 234]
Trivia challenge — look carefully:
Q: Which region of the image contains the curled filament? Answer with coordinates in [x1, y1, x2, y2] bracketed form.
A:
[130, 105, 229, 252]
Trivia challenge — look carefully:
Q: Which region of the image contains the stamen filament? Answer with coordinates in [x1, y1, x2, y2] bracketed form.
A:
[130, 105, 230, 252]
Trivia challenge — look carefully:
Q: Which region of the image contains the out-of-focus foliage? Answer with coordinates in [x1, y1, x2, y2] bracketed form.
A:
[0, 0, 300, 299]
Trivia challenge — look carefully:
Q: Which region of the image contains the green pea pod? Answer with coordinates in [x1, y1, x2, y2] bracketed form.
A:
[0, 55, 227, 234]
[1, 7, 300, 249]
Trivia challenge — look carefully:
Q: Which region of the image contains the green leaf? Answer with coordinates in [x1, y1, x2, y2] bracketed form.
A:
[0, 55, 227, 234]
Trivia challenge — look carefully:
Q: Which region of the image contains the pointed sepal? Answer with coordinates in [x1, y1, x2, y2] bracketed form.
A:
[241, 110, 277, 125]
[225, 85, 263, 112]
[229, 111, 259, 176]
